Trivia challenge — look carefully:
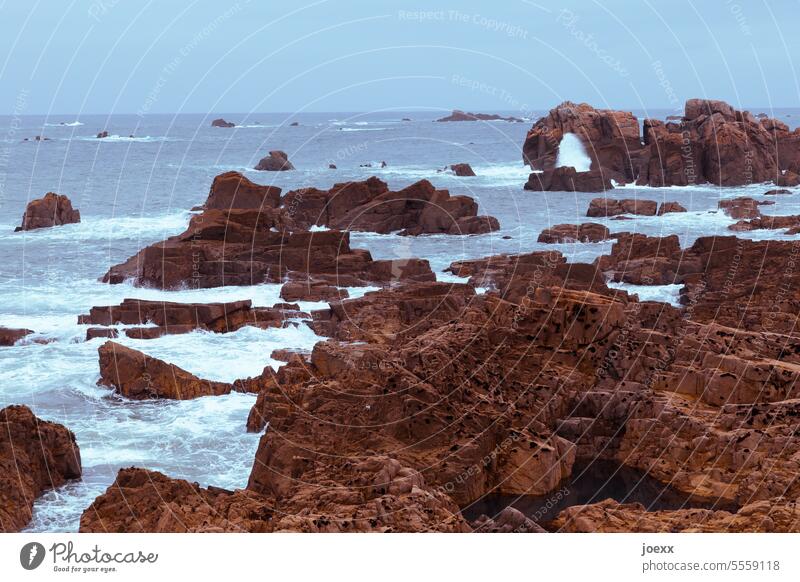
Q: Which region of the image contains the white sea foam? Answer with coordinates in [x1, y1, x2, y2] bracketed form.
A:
[607, 281, 684, 306]
[44, 121, 84, 127]
[556, 133, 591, 172]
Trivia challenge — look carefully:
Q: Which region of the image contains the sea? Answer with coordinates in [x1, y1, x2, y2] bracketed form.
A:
[1, 108, 799, 531]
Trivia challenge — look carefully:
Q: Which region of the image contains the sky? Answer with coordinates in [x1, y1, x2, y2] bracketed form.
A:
[0, 0, 798, 115]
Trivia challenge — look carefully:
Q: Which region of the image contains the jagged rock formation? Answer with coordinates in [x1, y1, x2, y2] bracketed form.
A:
[15, 192, 81, 231]
[1, 405, 81, 531]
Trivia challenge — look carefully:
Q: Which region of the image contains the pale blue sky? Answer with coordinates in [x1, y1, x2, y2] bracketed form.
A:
[0, 0, 797, 114]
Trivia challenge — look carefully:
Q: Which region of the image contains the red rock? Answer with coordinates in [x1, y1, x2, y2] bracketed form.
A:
[85, 327, 119, 340]
[586, 198, 657, 217]
[472, 507, 546, 533]
[211, 118, 235, 128]
[97, 341, 247, 399]
[15, 192, 81, 231]
[764, 188, 791, 195]
[522, 101, 642, 182]
[537, 223, 610, 243]
[254, 150, 294, 171]
[284, 177, 500, 235]
[79, 299, 307, 338]
[450, 163, 476, 176]
[524, 167, 613, 192]
[203, 171, 281, 210]
[96, 131, 109, 138]
[718, 197, 763, 219]
[1, 405, 81, 531]
[436, 110, 522, 122]
[657, 201, 687, 214]
[0, 327, 33, 346]
[280, 281, 349, 302]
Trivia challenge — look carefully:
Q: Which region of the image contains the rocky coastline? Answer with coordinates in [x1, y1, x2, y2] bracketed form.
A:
[5, 97, 800, 534]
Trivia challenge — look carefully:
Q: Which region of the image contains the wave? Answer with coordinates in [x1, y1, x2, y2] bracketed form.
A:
[71, 134, 180, 143]
[607, 281, 683, 307]
[44, 121, 84, 127]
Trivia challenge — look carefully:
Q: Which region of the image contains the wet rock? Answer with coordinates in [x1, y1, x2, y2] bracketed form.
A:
[524, 167, 613, 192]
[15, 192, 81, 231]
[0, 327, 33, 346]
[282, 177, 499, 235]
[202, 171, 281, 210]
[211, 118, 235, 128]
[1, 405, 81, 531]
[718, 197, 764, 219]
[764, 188, 791, 195]
[97, 341, 247, 399]
[254, 150, 294, 171]
[537, 223, 611, 243]
[657, 201, 687, 214]
[436, 110, 523, 122]
[280, 281, 349, 302]
[450, 163, 476, 176]
[586, 198, 657, 217]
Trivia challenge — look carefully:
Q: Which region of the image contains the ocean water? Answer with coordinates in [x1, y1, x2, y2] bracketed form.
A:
[1, 109, 799, 531]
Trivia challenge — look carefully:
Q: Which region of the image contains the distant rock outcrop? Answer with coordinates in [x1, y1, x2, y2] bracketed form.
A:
[450, 163, 476, 176]
[437, 110, 523, 122]
[522, 98, 800, 189]
[211, 118, 235, 128]
[15, 192, 81, 231]
[254, 150, 294, 171]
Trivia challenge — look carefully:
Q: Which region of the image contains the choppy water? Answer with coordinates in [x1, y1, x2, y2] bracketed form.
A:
[1, 109, 799, 531]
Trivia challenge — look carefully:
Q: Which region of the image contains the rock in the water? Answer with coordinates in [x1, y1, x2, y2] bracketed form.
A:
[586, 198, 657, 217]
[97, 341, 246, 399]
[524, 167, 613, 192]
[450, 163, 476, 176]
[1, 405, 81, 531]
[718, 197, 763, 219]
[254, 150, 294, 171]
[15, 192, 81, 231]
[282, 177, 499, 235]
[211, 118, 235, 128]
[0, 326, 33, 346]
[436, 110, 523, 122]
[96, 131, 109, 138]
[657, 201, 687, 214]
[202, 171, 281, 210]
[537, 223, 610, 243]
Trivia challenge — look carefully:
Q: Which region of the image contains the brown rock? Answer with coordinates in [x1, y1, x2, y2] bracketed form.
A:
[537, 223, 610, 244]
[450, 163, 476, 176]
[0, 326, 33, 346]
[203, 171, 281, 210]
[283, 177, 500, 236]
[280, 281, 349, 302]
[211, 118, 235, 128]
[524, 167, 613, 192]
[586, 198, 658, 217]
[254, 150, 294, 171]
[718, 197, 764, 219]
[15, 192, 81, 231]
[1, 405, 81, 531]
[657, 201, 687, 214]
[97, 341, 245, 399]
[436, 110, 523, 122]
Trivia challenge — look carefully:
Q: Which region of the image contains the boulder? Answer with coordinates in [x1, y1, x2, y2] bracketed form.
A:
[202, 171, 281, 210]
[586, 198, 658, 217]
[15, 192, 81, 231]
[657, 201, 687, 215]
[718, 197, 763, 219]
[524, 167, 613, 192]
[254, 150, 294, 171]
[537, 223, 611, 244]
[211, 118, 235, 128]
[450, 163, 476, 176]
[1, 405, 81, 531]
[282, 177, 500, 236]
[97, 341, 247, 399]
[0, 327, 33, 346]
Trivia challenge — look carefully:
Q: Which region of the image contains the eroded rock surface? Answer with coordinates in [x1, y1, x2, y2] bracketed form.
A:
[1, 405, 81, 532]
